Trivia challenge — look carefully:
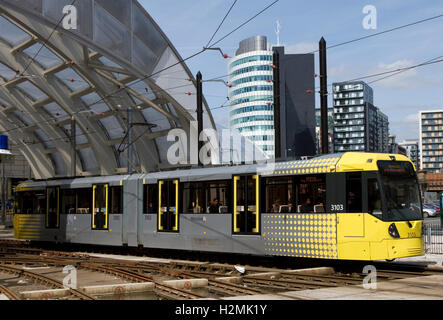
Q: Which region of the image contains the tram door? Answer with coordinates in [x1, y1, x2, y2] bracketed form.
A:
[92, 184, 108, 230]
[233, 175, 259, 234]
[46, 187, 59, 229]
[158, 180, 179, 232]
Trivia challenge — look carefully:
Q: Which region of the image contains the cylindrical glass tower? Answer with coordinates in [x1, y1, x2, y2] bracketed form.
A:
[228, 36, 275, 158]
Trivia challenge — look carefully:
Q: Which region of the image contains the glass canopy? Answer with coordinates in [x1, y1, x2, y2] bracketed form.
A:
[0, 0, 215, 179]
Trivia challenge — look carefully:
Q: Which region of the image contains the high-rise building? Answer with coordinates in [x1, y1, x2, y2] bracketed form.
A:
[229, 36, 315, 159]
[333, 81, 389, 152]
[420, 110, 443, 172]
[398, 139, 420, 170]
[229, 36, 275, 158]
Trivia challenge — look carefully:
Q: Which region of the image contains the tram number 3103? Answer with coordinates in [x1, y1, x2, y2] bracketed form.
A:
[331, 204, 344, 211]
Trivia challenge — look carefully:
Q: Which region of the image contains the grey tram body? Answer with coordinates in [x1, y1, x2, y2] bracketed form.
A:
[14, 153, 343, 258]
[16, 163, 268, 255]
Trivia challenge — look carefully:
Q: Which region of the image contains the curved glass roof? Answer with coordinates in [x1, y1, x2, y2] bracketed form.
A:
[0, 0, 215, 179]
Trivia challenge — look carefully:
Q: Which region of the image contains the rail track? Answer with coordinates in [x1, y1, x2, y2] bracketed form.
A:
[0, 239, 441, 300]
[0, 284, 21, 300]
[0, 264, 95, 300]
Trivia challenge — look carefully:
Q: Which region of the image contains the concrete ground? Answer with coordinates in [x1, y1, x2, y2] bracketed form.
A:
[224, 275, 443, 300]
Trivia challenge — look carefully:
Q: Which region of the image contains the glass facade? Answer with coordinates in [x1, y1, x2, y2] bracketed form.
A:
[229, 37, 274, 158]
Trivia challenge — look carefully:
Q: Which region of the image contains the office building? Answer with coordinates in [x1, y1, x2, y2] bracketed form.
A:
[229, 36, 315, 159]
[420, 110, 443, 172]
[333, 81, 389, 152]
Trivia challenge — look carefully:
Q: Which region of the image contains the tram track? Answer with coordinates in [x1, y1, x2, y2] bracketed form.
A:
[0, 264, 95, 300]
[0, 284, 21, 300]
[0, 239, 442, 300]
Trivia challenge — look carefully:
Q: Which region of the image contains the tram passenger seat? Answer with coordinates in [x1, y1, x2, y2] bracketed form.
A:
[314, 204, 325, 213]
[297, 205, 302, 213]
[219, 206, 228, 213]
[279, 205, 290, 213]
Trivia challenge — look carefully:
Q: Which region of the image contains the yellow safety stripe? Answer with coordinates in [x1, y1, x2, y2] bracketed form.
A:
[158, 181, 163, 231]
[233, 176, 240, 233]
[45, 189, 49, 228]
[253, 175, 259, 233]
[56, 187, 60, 228]
[173, 180, 179, 231]
[104, 184, 109, 229]
[92, 185, 96, 228]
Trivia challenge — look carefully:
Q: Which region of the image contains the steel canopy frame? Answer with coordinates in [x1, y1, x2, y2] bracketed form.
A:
[0, 0, 215, 179]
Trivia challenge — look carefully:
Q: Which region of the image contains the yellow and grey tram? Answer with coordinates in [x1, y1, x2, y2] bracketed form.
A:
[13, 152, 424, 261]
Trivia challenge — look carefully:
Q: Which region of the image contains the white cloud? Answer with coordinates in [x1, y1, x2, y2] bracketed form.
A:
[369, 59, 439, 89]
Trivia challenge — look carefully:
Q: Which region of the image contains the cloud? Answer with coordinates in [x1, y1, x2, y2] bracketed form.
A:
[369, 59, 440, 90]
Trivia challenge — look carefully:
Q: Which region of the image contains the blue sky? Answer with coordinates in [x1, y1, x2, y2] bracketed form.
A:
[140, 0, 443, 142]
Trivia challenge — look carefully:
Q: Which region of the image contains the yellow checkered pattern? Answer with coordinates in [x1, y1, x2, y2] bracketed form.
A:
[270, 157, 340, 176]
[263, 213, 338, 259]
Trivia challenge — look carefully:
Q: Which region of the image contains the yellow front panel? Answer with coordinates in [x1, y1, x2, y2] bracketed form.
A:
[337, 213, 424, 260]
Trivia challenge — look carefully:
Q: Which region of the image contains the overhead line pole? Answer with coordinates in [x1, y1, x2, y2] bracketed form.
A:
[319, 37, 329, 154]
[196, 71, 203, 167]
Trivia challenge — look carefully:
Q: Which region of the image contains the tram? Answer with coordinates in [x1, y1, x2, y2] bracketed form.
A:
[12, 152, 424, 261]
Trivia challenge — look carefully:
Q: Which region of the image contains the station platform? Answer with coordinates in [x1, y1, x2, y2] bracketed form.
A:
[0, 226, 13, 239]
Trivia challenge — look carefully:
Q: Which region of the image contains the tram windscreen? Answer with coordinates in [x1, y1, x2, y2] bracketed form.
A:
[378, 161, 422, 221]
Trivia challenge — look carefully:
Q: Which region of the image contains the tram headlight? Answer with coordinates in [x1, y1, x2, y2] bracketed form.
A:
[388, 223, 400, 238]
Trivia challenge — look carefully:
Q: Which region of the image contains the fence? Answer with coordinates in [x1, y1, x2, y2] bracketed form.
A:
[424, 224, 443, 254]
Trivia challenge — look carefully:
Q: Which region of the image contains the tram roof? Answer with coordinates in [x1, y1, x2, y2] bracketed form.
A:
[15, 152, 414, 190]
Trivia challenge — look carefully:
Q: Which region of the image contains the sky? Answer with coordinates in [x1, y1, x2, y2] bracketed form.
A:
[139, 0, 443, 142]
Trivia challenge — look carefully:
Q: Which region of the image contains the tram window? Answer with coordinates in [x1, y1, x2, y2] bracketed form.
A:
[265, 177, 293, 213]
[368, 178, 382, 218]
[297, 175, 326, 213]
[110, 186, 122, 214]
[61, 189, 76, 214]
[23, 192, 34, 214]
[76, 188, 92, 214]
[35, 192, 45, 214]
[17, 191, 45, 214]
[346, 173, 362, 212]
[206, 181, 230, 214]
[182, 182, 205, 213]
[144, 184, 158, 214]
